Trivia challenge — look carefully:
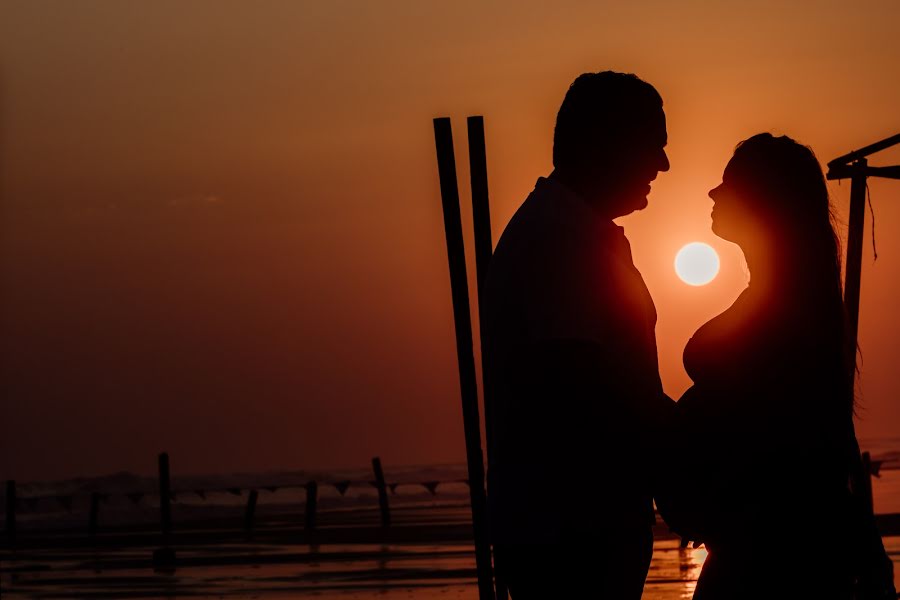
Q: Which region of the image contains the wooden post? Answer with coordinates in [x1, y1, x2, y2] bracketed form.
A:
[371, 457, 391, 528]
[861, 451, 875, 515]
[467, 115, 507, 600]
[842, 164, 878, 529]
[158, 452, 172, 538]
[305, 481, 318, 531]
[5, 480, 15, 547]
[844, 160, 868, 391]
[152, 452, 176, 569]
[243, 490, 259, 534]
[89, 492, 100, 538]
[434, 116, 495, 600]
[467, 115, 495, 455]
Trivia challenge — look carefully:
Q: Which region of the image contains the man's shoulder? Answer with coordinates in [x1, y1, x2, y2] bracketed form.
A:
[494, 177, 617, 261]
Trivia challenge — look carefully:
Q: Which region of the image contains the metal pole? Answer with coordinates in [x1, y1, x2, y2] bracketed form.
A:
[433, 116, 495, 600]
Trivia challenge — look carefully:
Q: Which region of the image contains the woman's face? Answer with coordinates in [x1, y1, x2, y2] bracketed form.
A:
[709, 156, 768, 247]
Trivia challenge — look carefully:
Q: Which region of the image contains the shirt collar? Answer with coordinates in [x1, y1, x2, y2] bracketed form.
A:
[533, 176, 622, 237]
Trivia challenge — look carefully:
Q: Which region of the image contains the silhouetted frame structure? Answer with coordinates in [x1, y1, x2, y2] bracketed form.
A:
[827, 132, 900, 374]
[828, 134, 900, 359]
[826, 133, 900, 558]
[433, 116, 495, 600]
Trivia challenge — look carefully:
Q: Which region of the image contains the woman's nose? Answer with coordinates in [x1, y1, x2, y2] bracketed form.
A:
[709, 184, 722, 199]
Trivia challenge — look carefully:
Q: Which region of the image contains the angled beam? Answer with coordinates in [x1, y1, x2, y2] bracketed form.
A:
[827, 133, 900, 171]
[827, 164, 900, 181]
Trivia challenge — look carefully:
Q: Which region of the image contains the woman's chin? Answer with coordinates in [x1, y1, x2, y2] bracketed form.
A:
[711, 220, 739, 244]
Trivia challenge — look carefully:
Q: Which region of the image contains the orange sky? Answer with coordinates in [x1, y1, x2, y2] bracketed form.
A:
[2, 1, 899, 480]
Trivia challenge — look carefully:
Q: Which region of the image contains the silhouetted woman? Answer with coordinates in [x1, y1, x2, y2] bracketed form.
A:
[657, 134, 894, 599]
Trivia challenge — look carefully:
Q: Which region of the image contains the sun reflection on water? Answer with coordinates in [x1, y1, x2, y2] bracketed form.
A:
[679, 545, 708, 599]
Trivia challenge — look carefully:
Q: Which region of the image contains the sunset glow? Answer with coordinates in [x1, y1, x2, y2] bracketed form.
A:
[1, 1, 899, 480]
[674, 243, 720, 286]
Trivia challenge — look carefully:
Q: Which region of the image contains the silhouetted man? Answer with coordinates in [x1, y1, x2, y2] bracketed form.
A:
[484, 71, 673, 598]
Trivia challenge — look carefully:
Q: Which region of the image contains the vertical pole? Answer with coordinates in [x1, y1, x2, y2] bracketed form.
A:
[844, 159, 868, 391]
[467, 115, 495, 454]
[841, 163, 887, 583]
[434, 117, 495, 600]
[158, 452, 172, 538]
[244, 489, 259, 534]
[372, 457, 391, 528]
[844, 163, 870, 496]
[89, 492, 100, 538]
[467, 115, 507, 600]
[5, 480, 16, 547]
[305, 481, 318, 531]
[153, 452, 176, 568]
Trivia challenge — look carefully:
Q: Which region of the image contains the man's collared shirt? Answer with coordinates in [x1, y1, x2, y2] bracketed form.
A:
[484, 176, 666, 543]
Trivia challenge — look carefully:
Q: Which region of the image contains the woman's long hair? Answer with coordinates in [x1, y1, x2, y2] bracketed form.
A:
[730, 133, 854, 414]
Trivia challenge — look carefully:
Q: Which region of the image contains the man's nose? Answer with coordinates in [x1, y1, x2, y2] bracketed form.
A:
[709, 184, 722, 199]
[658, 149, 670, 173]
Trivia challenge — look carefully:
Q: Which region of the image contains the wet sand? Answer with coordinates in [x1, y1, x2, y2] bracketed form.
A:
[3, 519, 898, 599]
[1, 538, 700, 599]
[4, 468, 900, 598]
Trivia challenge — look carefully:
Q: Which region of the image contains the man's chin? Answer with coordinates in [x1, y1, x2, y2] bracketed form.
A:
[629, 194, 650, 213]
[612, 196, 649, 219]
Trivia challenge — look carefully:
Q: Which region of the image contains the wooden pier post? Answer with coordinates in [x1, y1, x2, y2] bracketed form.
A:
[371, 457, 391, 528]
[244, 489, 259, 534]
[5, 480, 15, 547]
[158, 452, 172, 537]
[89, 492, 100, 538]
[153, 452, 176, 568]
[305, 481, 318, 531]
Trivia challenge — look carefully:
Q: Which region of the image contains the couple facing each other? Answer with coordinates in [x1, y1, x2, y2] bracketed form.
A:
[483, 71, 895, 599]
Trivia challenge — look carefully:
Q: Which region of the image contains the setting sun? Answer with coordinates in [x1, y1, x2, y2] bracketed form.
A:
[675, 243, 720, 286]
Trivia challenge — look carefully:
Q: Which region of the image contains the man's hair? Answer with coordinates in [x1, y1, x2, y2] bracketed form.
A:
[552, 71, 663, 170]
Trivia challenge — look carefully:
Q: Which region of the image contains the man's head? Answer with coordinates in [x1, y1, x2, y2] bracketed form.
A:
[552, 71, 669, 218]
